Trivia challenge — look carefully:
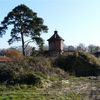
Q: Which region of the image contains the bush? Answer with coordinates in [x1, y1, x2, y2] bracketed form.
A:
[55, 52, 100, 76]
[0, 68, 15, 83]
[0, 56, 67, 85]
[15, 73, 41, 85]
[0, 64, 41, 85]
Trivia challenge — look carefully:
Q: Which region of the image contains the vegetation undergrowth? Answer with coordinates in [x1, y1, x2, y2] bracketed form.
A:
[55, 51, 100, 76]
[0, 52, 100, 99]
[0, 56, 67, 85]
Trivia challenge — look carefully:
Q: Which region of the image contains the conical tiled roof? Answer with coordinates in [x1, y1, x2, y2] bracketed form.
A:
[47, 31, 64, 41]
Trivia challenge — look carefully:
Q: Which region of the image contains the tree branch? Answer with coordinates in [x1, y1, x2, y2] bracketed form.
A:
[24, 40, 33, 49]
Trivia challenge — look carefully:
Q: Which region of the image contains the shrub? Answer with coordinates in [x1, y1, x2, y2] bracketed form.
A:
[0, 68, 15, 83]
[0, 49, 23, 60]
[0, 56, 67, 85]
[15, 73, 41, 85]
[55, 52, 100, 76]
[78, 51, 100, 66]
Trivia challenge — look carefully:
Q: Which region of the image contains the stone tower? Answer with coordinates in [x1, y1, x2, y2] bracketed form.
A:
[47, 30, 64, 55]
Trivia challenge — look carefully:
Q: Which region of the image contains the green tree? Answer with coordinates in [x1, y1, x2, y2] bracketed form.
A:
[0, 4, 48, 56]
[76, 43, 86, 52]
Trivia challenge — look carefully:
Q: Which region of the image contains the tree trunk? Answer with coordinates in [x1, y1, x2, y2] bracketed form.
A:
[21, 32, 25, 56]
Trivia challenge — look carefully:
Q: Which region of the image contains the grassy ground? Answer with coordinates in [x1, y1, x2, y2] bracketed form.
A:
[0, 76, 100, 100]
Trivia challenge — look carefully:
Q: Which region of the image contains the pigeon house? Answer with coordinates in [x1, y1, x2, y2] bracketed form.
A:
[47, 30, 64, 56]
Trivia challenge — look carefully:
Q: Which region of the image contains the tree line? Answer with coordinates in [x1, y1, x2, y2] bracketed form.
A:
[64, 43, 100, 53]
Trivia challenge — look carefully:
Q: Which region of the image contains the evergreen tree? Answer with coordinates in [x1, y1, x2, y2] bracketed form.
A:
[0, 4, 48, 56]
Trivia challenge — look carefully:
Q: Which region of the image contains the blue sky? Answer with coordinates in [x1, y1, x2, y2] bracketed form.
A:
[0, 0, 100, 48]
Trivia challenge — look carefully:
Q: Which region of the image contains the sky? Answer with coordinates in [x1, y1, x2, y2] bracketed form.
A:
[0, 0, 100, 48]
